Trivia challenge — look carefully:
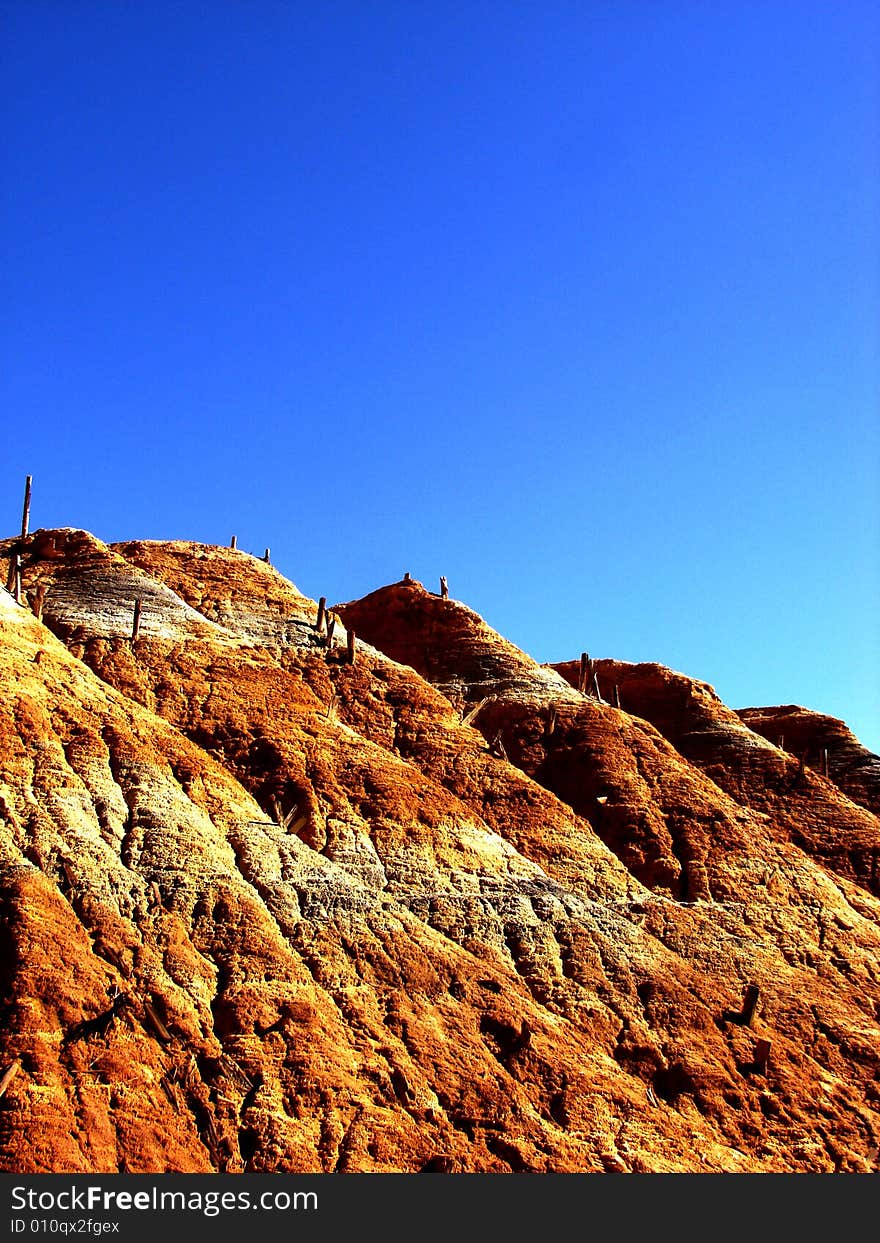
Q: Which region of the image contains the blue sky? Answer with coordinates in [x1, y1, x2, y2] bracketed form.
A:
[2, 2, 878, 750]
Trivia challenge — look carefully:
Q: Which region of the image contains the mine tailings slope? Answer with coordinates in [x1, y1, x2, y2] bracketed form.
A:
[0, 532, 878, 1172]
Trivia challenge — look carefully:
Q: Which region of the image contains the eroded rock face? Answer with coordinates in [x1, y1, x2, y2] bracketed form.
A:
[548, 658, 880, 898]
[736, 705, 880, 820]
[0, 535, 879, 1173]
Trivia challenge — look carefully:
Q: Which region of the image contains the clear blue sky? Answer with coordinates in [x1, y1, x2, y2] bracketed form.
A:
[2, 2, 878, 750]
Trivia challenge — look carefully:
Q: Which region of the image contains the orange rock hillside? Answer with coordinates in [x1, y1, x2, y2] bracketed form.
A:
[0, 534, 878, 1173]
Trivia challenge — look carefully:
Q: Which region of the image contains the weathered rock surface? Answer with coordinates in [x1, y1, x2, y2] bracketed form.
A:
[548, 657, 880, 897]
[0, 535, 878, 1173]
[736, 704, 880, 820]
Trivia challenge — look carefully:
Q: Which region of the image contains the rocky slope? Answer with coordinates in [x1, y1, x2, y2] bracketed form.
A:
[1, 530, 879, 1174]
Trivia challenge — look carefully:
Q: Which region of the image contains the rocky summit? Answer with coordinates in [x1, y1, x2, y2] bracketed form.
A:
[1, 529, 879, 1174]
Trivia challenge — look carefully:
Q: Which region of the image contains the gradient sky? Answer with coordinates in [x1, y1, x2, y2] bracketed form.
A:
[2, 1, 878, 750]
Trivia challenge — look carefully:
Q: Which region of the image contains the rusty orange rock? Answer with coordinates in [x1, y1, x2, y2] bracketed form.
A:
[0, 533, 877, 1173]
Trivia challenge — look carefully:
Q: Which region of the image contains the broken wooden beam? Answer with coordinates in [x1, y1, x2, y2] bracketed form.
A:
[461, 696, 491, 727]
[230, 535, 237, 549]
[131, 598, 142, 641]
[325, 615, 336, 647]
[489, 730, 508, 761]
[263, 547, 271, 563]
[218, 1052, 253, 1093]
[143, 998, 172, 1043]
[316, 597, 326, 631]
[440, 575, 448, 599]
[0, 1060, 21, 1098]
[347, 627, 356, 664]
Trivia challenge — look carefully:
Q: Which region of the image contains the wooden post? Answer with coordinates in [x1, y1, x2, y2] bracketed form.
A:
[263, 548, 271, 563]
[593, 672, 603, 702]
[752, 1038, 772, 1073]
[131, 598, 142, 641]
[6, 552, 18, 594]
[403, 572, 412, 584]
[440, 575, 448, 599]
[30, 583, 47, 622]
[13, 558, 22, 605]
[614, 684, 621, 709]
[316, 597, 326, 631]
[823, 748, 829, 777]
[347, 627, 356, 665]
[20, 475, 32, 541]
[778, 735, 784, 751]
[326, 615, 336, 647]
[741, 984, 760, 1027]
[578, 653, 588, 694]
[230, 535, 237, 549]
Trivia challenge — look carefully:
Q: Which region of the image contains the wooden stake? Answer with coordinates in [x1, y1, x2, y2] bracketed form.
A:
[403, 572, 412, 584]
[30, 583, 47, 622]
[13, 559, 22, 605]
[0, 1060, 21, 1098]
[752, 1038, 772, 1073]
[316, 597, 326, 631]
[347, 627, 356, 664]
[325, 615, 336, 647]
[578, 653, 588, 694]
[741, 984, 760, 1027]
[20, 475, 32, 541]
[614, 684, 621, 709]
[6, 553, 20, 596]
[593, 672, 603, 702]
[230, 535, 237, 549]
[440, 575, 448, 599]
[131, 598, 142, 641]
[263, 548, 271, 563]
[823, 748, 829, 778]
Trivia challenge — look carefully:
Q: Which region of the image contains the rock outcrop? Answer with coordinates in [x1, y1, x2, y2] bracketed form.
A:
[0, 534, 878, 1174]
